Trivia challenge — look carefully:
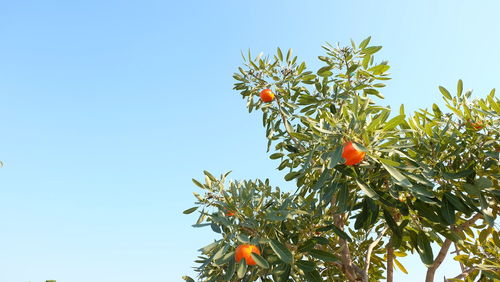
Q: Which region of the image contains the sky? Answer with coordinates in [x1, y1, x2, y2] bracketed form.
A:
[0, 0, 498, 281]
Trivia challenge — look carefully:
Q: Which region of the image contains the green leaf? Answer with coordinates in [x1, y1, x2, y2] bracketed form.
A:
[354, 204, 368, 230]
[223, 259, 236, 280]
[328, 146, 344, 169]
[317, 66, 333, 77]
[296, 260, 316, 272]
[439, 198, 456, 225]
[368, 64, 390, 75]
[273, 264, 291, 282]
[199, 240, 220, 254]
[417, 231, 434, 266]
[215, 251, 235, 265]
[382, 115, 406, 131]
[315, 224, 352, 242]
[309, 249, 339, 262]
[381, 163, 412, 188]
[237, 258, 247, 278]
[336, 183, 349, 212]
[383, 209, 401, 238]
[444, 192, 471, 215]
[408, 185, 434, 198]
[284, 171, 301, 181]
[270, 153, 284, 159]
[394, 259, 408, 274]
[442, 169, 474, 180]
[286, 48, 292, 62]
[237, 234, 250, 243]
[302, 74, 317, 81]
[312, 168, 330, 191]
[412, 200, 442, 223]
[203, 170, 217, 181]
[214, 244, 229, 261]
[330, 225, 352, 242]
[211, 223, 221, 233]
[480, 194, 494, 226]
[250, 253, 270, 269]
[457, 79, 463, 96]
[277, 47, 283, 61]
[269, 239, 293, 264]
[476, 177, 493, 189]
[183, 207, 198, 214]
[432, 103, 442, 118]
[394, 251, 407, 257]
[439, 86, 452, 99]
[182, 276, 195, 282]
[298, 239, 316, 252]
[304, 269, 322, 282]
[377, 158, 401, 167]
[359, 36, 371, 49]
[192, 178, 205, 188]
[356, 180, 380, 200]
[462, 183, 480, 196]
[297, 62, 306, 74]
[363, 46, 382, 54]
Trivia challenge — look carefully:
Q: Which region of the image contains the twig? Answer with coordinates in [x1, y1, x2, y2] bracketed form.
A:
[425, 213, 483, 282]
[387, 242, 394, 282]
[446, 267, 474, 281]
[334, 213, 357, 282]
[362, 226, 389, 282]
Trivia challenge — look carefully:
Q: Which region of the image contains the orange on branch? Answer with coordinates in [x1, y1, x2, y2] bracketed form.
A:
[235, 244, 261, 265]
[259, 89, 275, 103]
[342, 142, 366, 166]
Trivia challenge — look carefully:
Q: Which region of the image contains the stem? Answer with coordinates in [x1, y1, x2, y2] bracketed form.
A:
[425, 213, 482, 282]
[362, 227, 388, 282]
[387, 242, 394, 282]
[425, 238, 452, 282]
[334, 213, 357, 282]
[446, 267, 474, 281]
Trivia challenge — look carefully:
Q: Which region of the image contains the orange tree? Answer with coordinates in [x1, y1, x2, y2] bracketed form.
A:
[183, 38, 499, 281]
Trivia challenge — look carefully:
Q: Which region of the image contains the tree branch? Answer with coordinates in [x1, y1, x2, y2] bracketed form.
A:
[334, 213, 357, 282]
[362, 227, 388, 282]
[445, 267, 474, 281]
[387, 242, 394, 282]
[425, 213, 483, 282]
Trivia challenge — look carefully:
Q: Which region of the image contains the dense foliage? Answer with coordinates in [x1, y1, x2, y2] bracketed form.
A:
[183, 38, 499, 281]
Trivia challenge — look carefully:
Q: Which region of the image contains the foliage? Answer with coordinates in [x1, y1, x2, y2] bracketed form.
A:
[184, 38, 499, 281]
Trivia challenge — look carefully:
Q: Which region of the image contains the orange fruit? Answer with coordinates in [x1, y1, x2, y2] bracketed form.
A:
[259, 89, 275, 103]
[225, 210, 235, 216]
[342, 142, 366, 166]
[234, 244, 261, 265]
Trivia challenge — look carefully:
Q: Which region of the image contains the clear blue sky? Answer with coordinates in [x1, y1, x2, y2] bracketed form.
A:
[0, 0, 498, 281]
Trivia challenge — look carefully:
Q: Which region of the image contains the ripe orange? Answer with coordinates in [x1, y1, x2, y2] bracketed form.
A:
[225, 210, 235, 216]
[342, 142, 366, 166]
[234, 244, 261, 265]
[259, 89, 275, 103]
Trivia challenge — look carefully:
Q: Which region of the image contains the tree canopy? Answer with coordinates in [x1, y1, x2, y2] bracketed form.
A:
[183, 38, 499, 282]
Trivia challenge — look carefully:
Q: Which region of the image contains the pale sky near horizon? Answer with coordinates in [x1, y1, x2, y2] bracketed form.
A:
[0, 0, 499, 281]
